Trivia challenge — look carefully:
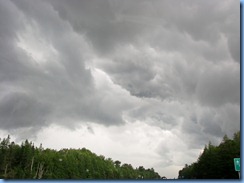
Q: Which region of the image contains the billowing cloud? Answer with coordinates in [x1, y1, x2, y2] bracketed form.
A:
[0, 0, 138, 131]
[0, 0, 240, 178]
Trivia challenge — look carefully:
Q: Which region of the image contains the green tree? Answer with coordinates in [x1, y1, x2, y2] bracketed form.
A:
[178, 131, 240, 179]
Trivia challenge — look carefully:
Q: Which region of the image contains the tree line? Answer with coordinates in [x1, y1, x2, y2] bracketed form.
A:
[178, 131, 240, 179]
[0, 135, 163, 179]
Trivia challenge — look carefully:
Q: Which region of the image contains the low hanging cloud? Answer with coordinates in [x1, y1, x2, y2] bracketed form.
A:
[0, 0, 240, 178]
[0, 0, 139, 133]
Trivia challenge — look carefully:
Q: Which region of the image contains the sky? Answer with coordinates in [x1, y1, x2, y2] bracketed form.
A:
[0, 0, 240, 179]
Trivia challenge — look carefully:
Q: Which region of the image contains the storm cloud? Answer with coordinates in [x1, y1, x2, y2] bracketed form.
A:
[0, 0, 240, 178]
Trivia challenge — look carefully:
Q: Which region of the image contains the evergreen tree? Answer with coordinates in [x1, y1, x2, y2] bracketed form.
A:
[0, 135, 162, 179]
[178, 131, 240, 179]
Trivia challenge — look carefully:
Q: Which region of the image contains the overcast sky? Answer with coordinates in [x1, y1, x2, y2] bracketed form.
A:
[0, 0, 240, 178]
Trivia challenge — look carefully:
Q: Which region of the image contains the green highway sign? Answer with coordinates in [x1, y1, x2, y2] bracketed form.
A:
[234, 158, 240, 171]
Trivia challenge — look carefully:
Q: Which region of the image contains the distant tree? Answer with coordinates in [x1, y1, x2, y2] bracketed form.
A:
[0, 136, 162, 179]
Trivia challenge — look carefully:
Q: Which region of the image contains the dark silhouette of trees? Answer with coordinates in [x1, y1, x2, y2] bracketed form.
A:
[0, 136, 162, 179]
[178, 131, 240, 179]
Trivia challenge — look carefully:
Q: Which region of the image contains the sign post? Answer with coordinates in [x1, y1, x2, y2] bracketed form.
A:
[234, 158, 240, 178]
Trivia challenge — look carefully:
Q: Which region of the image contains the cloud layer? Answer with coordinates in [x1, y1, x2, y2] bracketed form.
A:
[0, 0, 240, 178]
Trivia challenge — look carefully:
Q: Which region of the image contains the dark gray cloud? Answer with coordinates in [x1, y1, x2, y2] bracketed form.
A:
[47, 0, 153, 55]
[0, 0, 137, 133]
[83, 0, 240, 107]
[47, 0, 240, 63]
[0, 91, 50, 129]
[0, 0, 240, 178]
[196, 62, 240, 107]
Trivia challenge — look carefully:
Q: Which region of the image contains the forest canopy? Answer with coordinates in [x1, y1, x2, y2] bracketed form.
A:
[0, 135, 162, 179]
[0, 131, 240, 179]
[178, 131, 240, 179]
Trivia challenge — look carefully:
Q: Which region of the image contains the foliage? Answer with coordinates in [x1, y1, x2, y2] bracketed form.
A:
[178, 131, 240, 179]
[0, 136, 162, 179]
